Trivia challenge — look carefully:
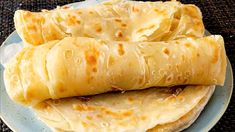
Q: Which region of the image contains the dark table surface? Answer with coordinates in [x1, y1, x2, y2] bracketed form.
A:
[0, 0, 234, 131]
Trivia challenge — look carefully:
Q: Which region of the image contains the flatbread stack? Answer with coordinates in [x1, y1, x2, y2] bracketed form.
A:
[3, 0, 227, 132]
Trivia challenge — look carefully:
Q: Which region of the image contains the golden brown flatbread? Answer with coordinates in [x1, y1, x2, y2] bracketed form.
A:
[4, 36, 226, 105]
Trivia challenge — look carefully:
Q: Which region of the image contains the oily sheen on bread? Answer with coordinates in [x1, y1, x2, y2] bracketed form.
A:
[14, 0, 204, 45]
[33, 85, 215, 132]
[3, 35, 226, 105]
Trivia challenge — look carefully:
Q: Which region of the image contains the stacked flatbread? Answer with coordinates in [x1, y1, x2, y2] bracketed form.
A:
[3, 0, 227, 132]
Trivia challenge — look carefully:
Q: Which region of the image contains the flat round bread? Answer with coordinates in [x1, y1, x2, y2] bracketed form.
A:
[33, 85, 215, 132]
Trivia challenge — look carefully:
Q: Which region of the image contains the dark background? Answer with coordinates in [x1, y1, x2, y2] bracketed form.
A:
[0, 0, 234, 131]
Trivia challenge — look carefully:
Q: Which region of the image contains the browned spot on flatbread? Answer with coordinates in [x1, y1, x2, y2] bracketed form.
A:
[197, 53, 200, 57]
[184, 42, 191, 48]
[115, 19, 122, 23]
[163, 48, 170, 55]
[92, 67, 97, 72]
[116, 31, 123, 38]
[73, 104, 95, 111]
[85, 48, 99, 66]
[96, 27, 102, 32]
[67, 15, 80, 25]
[118, 43, 125, 56]
[128, 97, 134, 102]
[121, 23, 127, 27]
[58, 87, 66, 93]
[36, 102, 50, 109]
[122, 110, 133, 117]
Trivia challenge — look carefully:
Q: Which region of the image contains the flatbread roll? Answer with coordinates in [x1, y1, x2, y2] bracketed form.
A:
[14, 0, 204, 45]
[33, 85, 215, 132]
[4, 35, 226, 105]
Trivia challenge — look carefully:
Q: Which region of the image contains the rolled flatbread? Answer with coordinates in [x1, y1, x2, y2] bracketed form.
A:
[14, 0, 204, 45]
[4, 35, 226, 105]
[33, 85, 215, 132]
